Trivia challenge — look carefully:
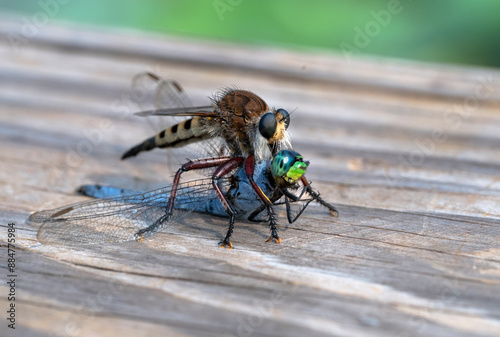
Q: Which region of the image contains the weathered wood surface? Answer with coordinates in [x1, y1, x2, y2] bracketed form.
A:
[1, 15, 500, 337]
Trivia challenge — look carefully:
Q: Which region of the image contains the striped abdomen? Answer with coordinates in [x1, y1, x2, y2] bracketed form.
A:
[121, 117, 211, 160]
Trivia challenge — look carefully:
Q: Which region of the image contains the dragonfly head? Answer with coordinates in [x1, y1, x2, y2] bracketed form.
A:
[259, 108, 290, 144]
[271, 150, 309, 187]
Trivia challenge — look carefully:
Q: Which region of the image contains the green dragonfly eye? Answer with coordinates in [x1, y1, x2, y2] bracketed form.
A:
[271, 150, 309, 185]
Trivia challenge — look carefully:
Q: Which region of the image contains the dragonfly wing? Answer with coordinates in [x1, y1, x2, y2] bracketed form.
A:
[30, 193, 167, 245]
[30, 179, 222, 246]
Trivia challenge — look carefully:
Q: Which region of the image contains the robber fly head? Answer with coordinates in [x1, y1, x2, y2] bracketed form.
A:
[270, 149, 309, 188]
[258, 108, 290, 144]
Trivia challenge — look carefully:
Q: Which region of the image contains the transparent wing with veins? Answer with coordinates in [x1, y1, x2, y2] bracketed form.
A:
[131, 72, 195, 132]
[131, 72, 227, 170]
[29, 177, 226, 246]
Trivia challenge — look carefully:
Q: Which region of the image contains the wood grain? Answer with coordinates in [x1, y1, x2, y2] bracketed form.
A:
[0, 15, 499, 337]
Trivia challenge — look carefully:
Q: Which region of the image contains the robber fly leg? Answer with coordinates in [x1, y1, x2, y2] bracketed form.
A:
[301, 176, 339, 217]
[264, 207, 280, 243]
[134, 156, 231, 241]
[219, 215, 235, 249]
[245, 155, 281, 243]
[210, 157, 245, 249]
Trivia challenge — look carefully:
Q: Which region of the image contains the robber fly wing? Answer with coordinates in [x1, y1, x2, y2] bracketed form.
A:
[132, 72, 193, 109]
[130, 72, 225, 173]
[29, 178, 220, 246]
[135, 106, 217, 117]
[132, 72, 196, 132]
[132, 72, 192, 108]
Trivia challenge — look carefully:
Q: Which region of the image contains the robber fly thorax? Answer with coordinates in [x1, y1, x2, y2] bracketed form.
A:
[213, 89, 291, 160]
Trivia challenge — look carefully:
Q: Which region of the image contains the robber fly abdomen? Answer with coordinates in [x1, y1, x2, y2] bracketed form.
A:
[121, 116, 214, 159]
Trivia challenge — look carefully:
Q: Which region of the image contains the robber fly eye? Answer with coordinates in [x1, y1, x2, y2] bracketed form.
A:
[259, 112, 277, 139]
[277, 108, 290, 129]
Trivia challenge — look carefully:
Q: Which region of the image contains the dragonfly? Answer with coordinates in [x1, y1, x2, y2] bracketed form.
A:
[30, 150, 316, 248]
[116, 73, 338, 247]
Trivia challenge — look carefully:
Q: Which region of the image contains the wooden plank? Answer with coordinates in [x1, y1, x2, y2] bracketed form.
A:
[0, 15, 499, 337]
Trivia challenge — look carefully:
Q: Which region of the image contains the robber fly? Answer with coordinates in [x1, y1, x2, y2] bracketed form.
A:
[30, 150, 314, 247]
[122, 73, 291, 162]
[117, 73, 338, 247]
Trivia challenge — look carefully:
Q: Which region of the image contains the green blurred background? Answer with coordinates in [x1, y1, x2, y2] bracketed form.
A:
[1, 0, 499, 68]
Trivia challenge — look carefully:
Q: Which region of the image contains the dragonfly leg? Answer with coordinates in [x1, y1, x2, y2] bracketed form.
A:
[247, 204, 266, 222]
[245, 155, 281, 243]
[300, 176, 339, 217]
[210, 157, 244, 249]
[134, 156, 231, 241]
[283, 192, 315, 224]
